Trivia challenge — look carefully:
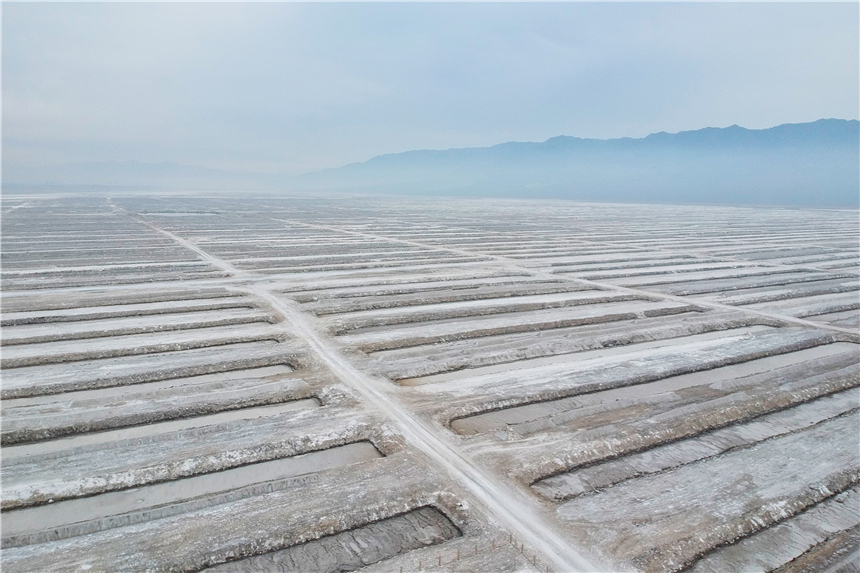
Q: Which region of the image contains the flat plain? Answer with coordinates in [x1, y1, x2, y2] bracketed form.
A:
[1, 192, 858, 573]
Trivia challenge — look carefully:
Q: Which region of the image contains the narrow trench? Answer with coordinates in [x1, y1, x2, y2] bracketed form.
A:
[1, 394, 321, 447]
[0, 301, 257, 326]
[200, 505, 462, 573]
[532, 398, 860, 500]
[446, 338, 850, 434]
[673, 485, 860, 573]
[0, 316, 276, 346]
[401, 323, 773, 387]
[0, 352, 301, 400]
[528, 387, 860, 490]
[0, 333, 289, 370]
[1, 440, 385, 547]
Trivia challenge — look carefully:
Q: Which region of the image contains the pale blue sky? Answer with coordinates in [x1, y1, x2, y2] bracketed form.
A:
[3, 2, 858, 175]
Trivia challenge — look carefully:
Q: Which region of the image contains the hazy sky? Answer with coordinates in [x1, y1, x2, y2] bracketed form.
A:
[4, 2, 858, 175]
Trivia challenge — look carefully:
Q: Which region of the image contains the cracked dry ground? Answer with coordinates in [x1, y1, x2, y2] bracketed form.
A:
[1, 193, 858, 573]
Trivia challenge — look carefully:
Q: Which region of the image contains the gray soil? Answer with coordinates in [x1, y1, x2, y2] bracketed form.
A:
[206, 506, 461, 572]
[2, 193, 857, 573]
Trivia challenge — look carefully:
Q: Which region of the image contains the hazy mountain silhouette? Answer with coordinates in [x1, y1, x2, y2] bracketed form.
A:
[6, 119, 858, 207]
[296, 119, 859, 207]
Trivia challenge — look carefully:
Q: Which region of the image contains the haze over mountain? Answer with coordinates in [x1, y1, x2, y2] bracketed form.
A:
[4, 160, 276, 192]
[297, 119, 859, 208]
[6, 119, 858, 208]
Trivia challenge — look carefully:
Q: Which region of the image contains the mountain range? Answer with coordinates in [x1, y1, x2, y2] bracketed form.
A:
[6, 119, 858, 207]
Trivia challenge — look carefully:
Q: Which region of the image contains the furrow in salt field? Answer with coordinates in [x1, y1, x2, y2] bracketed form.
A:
[235, 251, 475, 270]
[2, 257, 205, 270]
[248, 256, 490, 274]
[430, 329, 846, 412]
[259, 261, 513, 284]
[282, 273, 542, 301]
[555, 261, 761, 279]
[324, 290, 642, 333]
[232, 250, 455, 268]
[693, 277, 858, 306]
[502, 346, 857, 439]
[523, 252, 691, 266]
[0, 323, 284, 368]
[2, 397, 321, 459]
[1, 405, 380, 509]
[743, 291, 860, 318]
[554, 414, 859, 573]
[1, 242, 188, 254]
[687, 487, 859, 573]
[1, 366, 313, 445]
[532, 387, 860, 501]
[600, 266, 810, 287]
[206, 505, 458, 573]
[0, 453, 455, 573]
[481, 245, 627, 257]
[713, 246, 850, 260]
[5, 364, 296, 408]
[410, 325, 775, 388]
[0, 239, 187, 250]
[228, 248, 441, 262]
[1, 441, 382, 547]
[0, 260, 210, 276]
[371, 311, 765, 381]
[302, 281, 590, 315]
[457, 356, 858, 490]
[1, 270, 232, 291]
[0, 286, 240, 313]
[339, 299, 693, 349]
[754, 253, 859, 266]
[534, 256, 714, 273]
[0, 296, 258, 326]
[807, 309, 860, 329]
[0, 341, 300, 398]
[330, 289, 618, 318]
[1, 307, 274, 345]
[647, 271, 855, 296]
[213, 246, 429, 258]
[815, 259, 860, 271]
[1, 236, 176, 247]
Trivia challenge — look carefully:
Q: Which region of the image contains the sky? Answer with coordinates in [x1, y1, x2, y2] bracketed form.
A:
[3, 2, 858, 176]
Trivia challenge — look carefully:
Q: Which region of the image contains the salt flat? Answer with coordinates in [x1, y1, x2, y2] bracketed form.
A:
[1, 192, 858, 572]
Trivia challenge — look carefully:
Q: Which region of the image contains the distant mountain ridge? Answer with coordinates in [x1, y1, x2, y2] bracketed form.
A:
[299, 119, 858, 207]
[356, 118, 858, 166]
[6, 119, 858, 207]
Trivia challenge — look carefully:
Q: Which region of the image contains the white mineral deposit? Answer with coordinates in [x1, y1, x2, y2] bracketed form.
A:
[1, 194, 857, 572]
